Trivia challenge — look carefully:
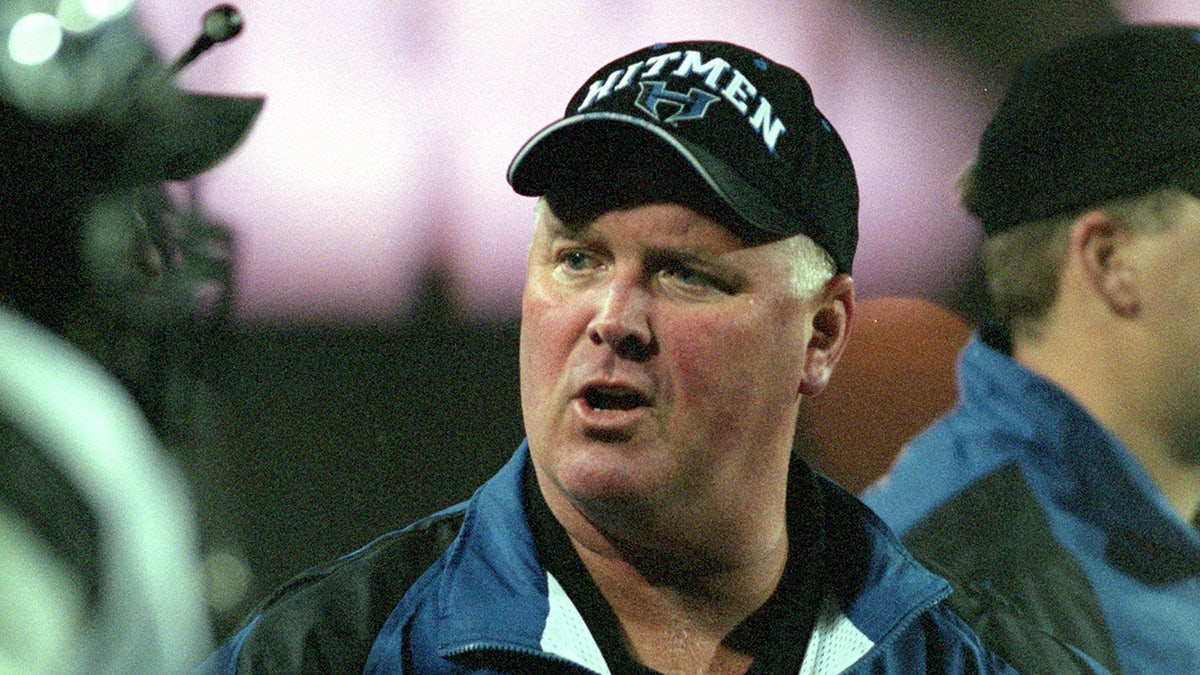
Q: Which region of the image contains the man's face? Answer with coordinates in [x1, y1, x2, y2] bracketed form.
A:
[519, 201, 841, 529]
[1136, 193, 1200, 460]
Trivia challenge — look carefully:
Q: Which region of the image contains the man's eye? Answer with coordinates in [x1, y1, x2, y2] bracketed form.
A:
[558, 250, 597, 272]
[659, 264, 730, 294]
[669, 266, 706, 285]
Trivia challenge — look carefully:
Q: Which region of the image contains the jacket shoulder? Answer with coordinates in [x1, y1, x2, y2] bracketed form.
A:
[924, 562, 1111, 674]
[901, 464, 1117, 674]
[209, 508, 464, 673]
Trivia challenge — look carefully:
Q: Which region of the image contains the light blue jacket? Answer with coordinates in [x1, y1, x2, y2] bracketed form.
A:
[864, 327, 1200, 675]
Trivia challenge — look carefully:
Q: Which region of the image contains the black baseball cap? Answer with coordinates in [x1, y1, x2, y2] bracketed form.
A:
[970, 24, 1200, 235]
[508, 40, 858, 274]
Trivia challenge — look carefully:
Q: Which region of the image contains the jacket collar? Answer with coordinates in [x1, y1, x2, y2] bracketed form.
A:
[433, 442, 609, 670]
[965, 326, 1200, 573]
[817, 474, 950, 644]
[432, 442, 954, 671]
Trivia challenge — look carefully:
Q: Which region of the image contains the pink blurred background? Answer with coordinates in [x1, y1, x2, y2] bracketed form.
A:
[133, 1, 1200, 323]
[134, 1, 982, 321]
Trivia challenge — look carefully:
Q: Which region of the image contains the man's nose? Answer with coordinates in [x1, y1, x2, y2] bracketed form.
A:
[587, 277, 656, 361]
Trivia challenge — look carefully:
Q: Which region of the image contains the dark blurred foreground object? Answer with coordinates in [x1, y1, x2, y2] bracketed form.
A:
[0, 2, 262, 672]
[0, 304, 213, 674]
[0, 0, 261, 337]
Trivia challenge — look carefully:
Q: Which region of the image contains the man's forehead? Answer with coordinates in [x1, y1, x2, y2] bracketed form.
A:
[539, 200, 757, 254]
[541, 188, 781, 249]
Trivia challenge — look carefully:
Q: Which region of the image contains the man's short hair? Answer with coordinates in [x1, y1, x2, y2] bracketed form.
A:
[979, 187, 1183, 337]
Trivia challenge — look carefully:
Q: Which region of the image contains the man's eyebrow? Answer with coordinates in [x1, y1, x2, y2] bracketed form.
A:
[645, 247, 718, 266]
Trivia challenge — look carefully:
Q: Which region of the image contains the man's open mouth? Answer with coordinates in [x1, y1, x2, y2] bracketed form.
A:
[583, 385, 649, 411]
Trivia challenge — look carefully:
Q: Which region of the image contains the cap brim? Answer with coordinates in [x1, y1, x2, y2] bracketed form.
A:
[123, 92, 264, 184]
[508, 113, 794, 239]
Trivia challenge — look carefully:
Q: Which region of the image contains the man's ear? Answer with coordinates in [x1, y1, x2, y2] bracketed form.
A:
[1071, 210, 1140, 318]
[799, 274, 855, 397]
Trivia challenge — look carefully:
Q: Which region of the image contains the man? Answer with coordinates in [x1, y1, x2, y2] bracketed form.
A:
[200, 41, 1015, 673]
[0, 5, 262, 673]
[861, 24, 1200, 675]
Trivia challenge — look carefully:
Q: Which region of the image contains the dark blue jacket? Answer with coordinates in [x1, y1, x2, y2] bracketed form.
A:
[200, 443, 1018, 673]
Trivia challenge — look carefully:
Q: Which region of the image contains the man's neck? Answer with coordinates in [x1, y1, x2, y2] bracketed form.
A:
[570, 530, 787, 674]
[1132, 440, 1200, 523]
[1015, 331, 1200, 523]
[534, 463, 793, 674]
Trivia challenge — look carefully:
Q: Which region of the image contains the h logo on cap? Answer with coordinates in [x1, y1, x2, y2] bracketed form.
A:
[634, 81, 721, 124]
